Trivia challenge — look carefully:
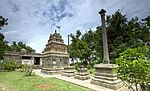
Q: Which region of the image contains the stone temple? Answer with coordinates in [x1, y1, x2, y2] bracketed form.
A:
[42, 30, 69, 69]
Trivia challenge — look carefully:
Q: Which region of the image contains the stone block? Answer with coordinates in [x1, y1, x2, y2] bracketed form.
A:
[62, 66, 76, 77]
[74, 66, 90, 80]
[91, 64, 124, 90]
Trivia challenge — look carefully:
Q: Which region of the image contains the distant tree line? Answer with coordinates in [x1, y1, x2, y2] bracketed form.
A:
[0, 16, 35, 60]
[4, 41, 35, 53]
[69, 10, 150, 65]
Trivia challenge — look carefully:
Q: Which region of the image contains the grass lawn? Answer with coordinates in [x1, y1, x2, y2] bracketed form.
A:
[0, 71, 90, 91]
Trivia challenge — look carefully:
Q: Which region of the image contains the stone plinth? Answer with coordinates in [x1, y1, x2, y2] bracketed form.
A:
[74, 66, 90, 80]
[62, 66, 76, 77]
[91, 64, 124, 90]
[41, 68, 63, 75]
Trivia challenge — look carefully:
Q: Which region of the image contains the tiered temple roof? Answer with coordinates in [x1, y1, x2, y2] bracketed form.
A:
[43, 30, 68, 54]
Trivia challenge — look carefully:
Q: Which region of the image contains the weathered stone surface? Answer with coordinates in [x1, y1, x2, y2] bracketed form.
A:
[62, 66, 76, 77]
[42, 30, 69, 69]
[91, 64, 124, 90]
[41, 68, 64, 75]
[74, 66, 90, 80]
[4, 52, 42, 66]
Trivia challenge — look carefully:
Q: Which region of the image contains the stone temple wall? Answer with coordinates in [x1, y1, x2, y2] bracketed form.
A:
[42, 55, 69, 68]
[4, 52, 22, 64]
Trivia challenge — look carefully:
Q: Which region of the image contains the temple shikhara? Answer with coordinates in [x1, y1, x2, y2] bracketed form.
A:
[42, 30, 69, 69]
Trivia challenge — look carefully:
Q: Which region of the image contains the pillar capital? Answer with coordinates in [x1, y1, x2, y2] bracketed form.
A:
[99, 9, 106, 16]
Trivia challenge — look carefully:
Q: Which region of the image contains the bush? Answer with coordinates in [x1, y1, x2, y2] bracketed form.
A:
[2, 60, 18, 71]
[87, 64, 92, 69]
[24, 65, 34, 76]
[0, 60, 3, 71]
[116, 46, 150, 91]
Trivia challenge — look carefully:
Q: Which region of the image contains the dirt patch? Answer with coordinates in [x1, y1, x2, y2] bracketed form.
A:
[34, 83, 55, 89]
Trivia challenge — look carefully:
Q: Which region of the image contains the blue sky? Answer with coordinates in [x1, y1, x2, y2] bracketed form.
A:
[0, 0, 150, 53]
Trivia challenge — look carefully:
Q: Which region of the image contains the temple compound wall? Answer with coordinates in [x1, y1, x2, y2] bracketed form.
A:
[4, 51, 42, 66]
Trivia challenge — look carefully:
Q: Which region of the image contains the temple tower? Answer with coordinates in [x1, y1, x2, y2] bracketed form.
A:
[42, 30, 69, 69]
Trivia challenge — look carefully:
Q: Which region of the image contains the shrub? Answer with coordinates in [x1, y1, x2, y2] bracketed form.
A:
[116, 46, 150, 91]
[74, 62, 82, 71]
[2, 60, 18, 71]
[87, 64, 92, 69]
[0, 60, 3, 71]
[25, 65, 34, 76]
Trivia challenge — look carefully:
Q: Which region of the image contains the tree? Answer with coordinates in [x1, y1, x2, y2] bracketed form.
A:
[69, 30, 81, 62]
[8, 41, 35, 53]
[116, 46, 150, 91]
[81, 29, 96, 64]
[0, 33, 5, 60]
[69, 10, 150, 64]
[69, 30, 91, 65]
[106, 10, 150, 63]
[0, 16, 8, 30]
[0, 16, 8, 60]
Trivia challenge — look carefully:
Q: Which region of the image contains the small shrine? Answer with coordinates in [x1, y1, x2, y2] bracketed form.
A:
[42, 30, 69, 70]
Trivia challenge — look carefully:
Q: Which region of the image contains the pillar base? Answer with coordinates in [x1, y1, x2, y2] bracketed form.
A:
[41, 68, 63, 75]
[74, 66, 90, 80]
[62, 66, 76, 77]
[91, 64, 124, 90]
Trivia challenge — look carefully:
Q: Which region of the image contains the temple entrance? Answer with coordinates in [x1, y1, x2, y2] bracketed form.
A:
[34, 57, 40, 65]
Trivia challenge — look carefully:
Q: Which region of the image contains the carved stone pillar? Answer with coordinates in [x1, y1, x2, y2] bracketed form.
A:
[91, 9, 123, 90]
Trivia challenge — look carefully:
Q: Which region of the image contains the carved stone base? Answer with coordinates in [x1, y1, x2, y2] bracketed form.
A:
[41, 68, 63, 75]
[91, 64, 124, 90]
[74, 66, 90, 80]
[62, 66, 76, 77]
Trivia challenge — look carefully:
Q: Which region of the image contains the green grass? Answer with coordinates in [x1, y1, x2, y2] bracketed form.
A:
[0, 71, 90, 91]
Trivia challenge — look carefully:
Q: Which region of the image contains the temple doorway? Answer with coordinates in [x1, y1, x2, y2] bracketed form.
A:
[34, 57, 40, 65]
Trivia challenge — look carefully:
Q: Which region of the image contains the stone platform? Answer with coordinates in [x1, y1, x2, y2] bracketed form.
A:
[62, 66, 76, 77]
[74, 66, 90, 80]
[41, 68, 64, 75]
[91, 64, 124, 90]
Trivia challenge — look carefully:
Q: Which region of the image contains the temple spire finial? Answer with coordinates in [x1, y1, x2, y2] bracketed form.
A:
[55, 30, 57, 33]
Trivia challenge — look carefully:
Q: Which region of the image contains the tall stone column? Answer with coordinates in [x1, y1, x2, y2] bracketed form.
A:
[91, 9, 123, 90]
[99, 9, 109, 64]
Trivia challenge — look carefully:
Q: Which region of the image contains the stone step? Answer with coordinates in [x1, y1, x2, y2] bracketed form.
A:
[74, 75, 90, 80]
[76, 73, 89, 76]
[94, 72, 117, 77]
[94, 75, 118, 81]
[91, 79, 124, 90]
[63, 70, 76, 73]
[92, 77, 122, 85]
[62, 73, 75, 77]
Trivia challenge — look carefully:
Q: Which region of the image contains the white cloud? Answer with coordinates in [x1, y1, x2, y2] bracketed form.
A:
[0, 0, 150, 53]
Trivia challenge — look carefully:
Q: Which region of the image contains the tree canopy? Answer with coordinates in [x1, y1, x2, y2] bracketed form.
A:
[4, 41, 35, 53]
[0, 16, 8, 60]
[69, 10, 150, 65]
